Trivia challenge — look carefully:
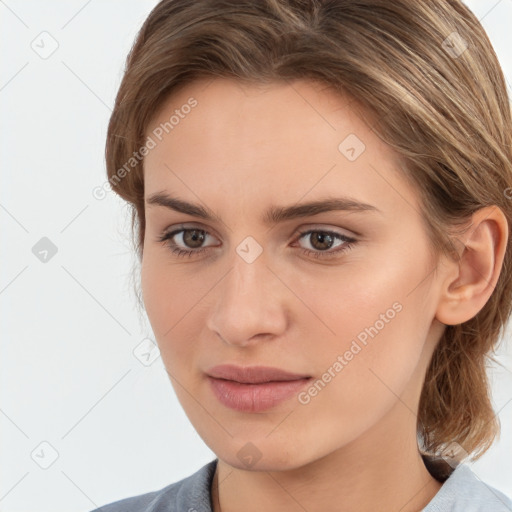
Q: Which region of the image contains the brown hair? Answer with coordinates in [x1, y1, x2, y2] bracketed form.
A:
[105, 0, 512, 463]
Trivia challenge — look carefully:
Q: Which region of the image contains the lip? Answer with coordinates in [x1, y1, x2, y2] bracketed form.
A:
[206, 364, 312, 413]
[206, 364, 311, 383]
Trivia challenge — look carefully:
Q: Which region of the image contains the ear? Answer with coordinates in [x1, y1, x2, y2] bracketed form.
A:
[435, 206, 509, 326]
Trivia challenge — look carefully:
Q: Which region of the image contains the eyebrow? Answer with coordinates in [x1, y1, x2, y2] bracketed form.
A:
[145, 191, 380, 225]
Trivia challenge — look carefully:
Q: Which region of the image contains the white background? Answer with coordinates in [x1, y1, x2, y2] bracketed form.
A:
[1, 1, 511, 510]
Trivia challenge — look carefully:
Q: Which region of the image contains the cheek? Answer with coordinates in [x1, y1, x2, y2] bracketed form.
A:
[141, 248, 203, 335]
[140, 250, 217, 370]
[314, 303, 428, 445]
[141, 251, 173, 338]
[294, 243, 428, 342]
[293, 246, 433, 414]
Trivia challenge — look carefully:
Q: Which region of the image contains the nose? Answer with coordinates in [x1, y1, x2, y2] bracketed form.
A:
[206, 249, 288, 347]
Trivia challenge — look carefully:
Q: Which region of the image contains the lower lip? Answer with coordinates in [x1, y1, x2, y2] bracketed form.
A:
[207, 376, 312, 412]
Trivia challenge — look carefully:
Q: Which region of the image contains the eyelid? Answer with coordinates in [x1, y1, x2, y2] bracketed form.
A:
[162, 222, 221, 241]
[161, 222, 357, 242]
[292, 223, 358, 239]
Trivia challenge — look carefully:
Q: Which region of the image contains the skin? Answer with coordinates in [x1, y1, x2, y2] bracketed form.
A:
[140, 77, 508, 512]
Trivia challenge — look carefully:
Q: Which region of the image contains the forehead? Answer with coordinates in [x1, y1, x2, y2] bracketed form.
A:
[147, 77, 369, 144]
[143, 77, 420, 222]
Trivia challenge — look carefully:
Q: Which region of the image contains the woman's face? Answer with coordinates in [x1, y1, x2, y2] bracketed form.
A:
[141, 78, 448, 470]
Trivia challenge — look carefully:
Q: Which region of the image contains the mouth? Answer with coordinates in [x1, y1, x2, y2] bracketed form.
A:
[206, 364, 312, 412]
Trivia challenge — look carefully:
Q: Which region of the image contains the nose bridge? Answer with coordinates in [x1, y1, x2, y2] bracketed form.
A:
[207, 246, 287, 345]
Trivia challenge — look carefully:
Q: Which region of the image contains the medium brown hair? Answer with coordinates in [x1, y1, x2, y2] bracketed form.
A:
[105, 0, 512, 463]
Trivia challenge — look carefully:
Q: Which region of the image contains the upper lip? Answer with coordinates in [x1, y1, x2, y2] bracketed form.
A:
[207, 364, 311, 384]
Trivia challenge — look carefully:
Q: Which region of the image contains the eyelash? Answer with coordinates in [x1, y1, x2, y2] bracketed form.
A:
[156, 226, 357, 260]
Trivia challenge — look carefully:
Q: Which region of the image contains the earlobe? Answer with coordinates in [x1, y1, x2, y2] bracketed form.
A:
[435, 206, 508, 326]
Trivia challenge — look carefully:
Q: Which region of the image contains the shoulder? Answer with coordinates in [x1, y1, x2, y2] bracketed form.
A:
[88, 458, 218, 512]
[423, 463, 512, 512]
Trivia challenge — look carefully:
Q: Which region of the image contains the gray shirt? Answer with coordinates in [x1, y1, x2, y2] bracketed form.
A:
[90, 458, 512, 511]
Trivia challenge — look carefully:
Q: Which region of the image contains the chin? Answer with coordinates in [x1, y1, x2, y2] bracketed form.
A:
[215, 439, 318, 472]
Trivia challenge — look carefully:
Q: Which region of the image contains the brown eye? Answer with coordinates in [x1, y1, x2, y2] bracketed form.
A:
[295, 229, 357, 260]
[308, 232, 336, 251]
[157, 227, 218, 258]
[182, 229, 206, 249]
